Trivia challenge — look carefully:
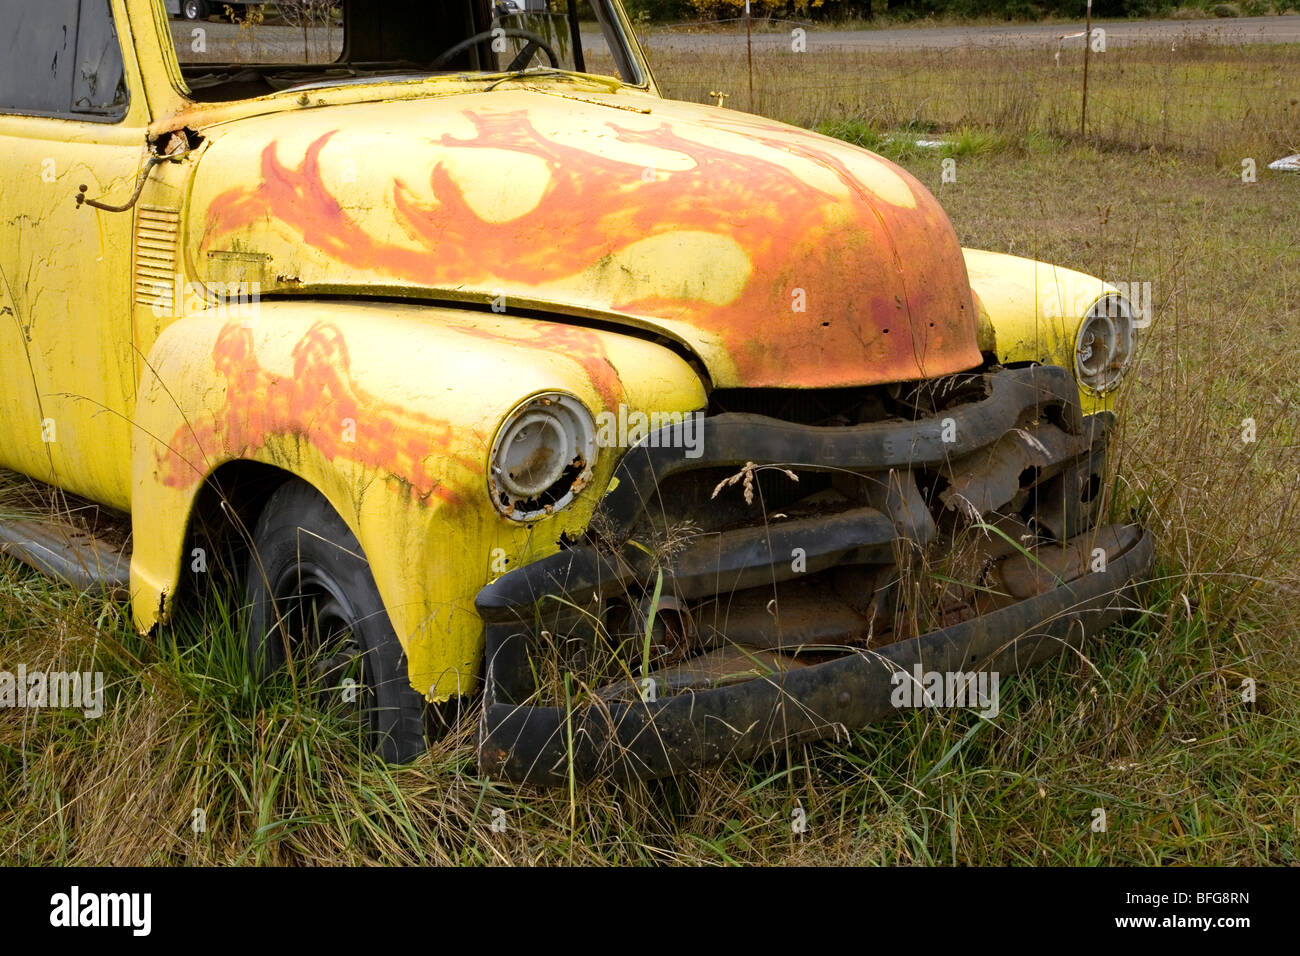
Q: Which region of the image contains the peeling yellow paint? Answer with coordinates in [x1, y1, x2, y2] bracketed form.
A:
[964, 248, 1120, 415]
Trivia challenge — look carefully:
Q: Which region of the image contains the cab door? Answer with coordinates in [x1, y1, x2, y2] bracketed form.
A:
[0, 0, 148, 510]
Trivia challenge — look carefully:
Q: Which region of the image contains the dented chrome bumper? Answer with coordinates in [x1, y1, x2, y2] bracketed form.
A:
[474, 365, 1154, 785]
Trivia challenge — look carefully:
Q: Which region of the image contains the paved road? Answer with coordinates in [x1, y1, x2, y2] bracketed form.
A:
[172, 15, 1300, 62]
[629, 15, 1300, 52]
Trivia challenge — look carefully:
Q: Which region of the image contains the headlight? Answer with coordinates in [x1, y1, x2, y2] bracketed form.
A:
[1075, 293, 1135, 393]
[489, 392, 596, 521]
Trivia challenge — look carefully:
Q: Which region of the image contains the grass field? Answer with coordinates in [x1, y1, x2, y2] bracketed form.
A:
[645, 33, 1300, 164]
[2, 39, 1298, 865]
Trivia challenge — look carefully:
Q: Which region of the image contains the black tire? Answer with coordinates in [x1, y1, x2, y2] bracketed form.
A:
[243, 480, 426, 763]
[182, 0, 209, 21]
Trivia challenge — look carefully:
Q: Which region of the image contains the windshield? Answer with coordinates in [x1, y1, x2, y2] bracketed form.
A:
[172, 0, 644, 102]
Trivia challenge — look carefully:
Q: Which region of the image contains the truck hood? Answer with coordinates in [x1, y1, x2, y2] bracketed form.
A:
[187, 89, 981, 389]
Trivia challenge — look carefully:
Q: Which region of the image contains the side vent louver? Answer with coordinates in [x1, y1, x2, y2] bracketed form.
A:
[134, 205, 180, 312]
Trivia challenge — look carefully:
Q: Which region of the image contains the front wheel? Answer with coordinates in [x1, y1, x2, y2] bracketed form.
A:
[243, 480, 426, 762]
[182, 0, 209, 21]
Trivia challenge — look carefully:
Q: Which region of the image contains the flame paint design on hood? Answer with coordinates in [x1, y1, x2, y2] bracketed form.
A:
[192, 92, 981, 388]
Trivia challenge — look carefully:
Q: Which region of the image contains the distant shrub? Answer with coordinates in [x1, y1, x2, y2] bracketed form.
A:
[622, 0, 692, 20]
[814, 118, 885, 149]
[681, 0, 831, 18]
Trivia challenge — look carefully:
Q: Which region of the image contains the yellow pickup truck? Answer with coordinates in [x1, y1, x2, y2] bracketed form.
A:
[0, 0, 1149, 782]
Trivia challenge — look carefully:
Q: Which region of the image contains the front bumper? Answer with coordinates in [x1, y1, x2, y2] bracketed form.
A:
[475, 365, 1154, 785]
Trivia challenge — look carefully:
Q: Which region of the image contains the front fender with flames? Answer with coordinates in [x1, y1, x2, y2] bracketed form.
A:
[129, 300, 706, 700]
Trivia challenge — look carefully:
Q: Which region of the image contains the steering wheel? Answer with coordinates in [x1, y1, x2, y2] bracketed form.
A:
[429, 29, 560, 73]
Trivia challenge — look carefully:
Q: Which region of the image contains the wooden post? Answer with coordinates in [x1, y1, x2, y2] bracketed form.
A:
[746, 0, 754, 112]
[1081, 0, 1092, 138]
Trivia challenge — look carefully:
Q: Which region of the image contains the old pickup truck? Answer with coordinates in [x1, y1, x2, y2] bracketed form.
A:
[0, 0, 1150, 783]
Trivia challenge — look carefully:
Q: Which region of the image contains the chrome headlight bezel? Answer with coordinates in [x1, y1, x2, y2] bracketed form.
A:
[1075, 293, 1136, 394]
[489, 392, 597, 522]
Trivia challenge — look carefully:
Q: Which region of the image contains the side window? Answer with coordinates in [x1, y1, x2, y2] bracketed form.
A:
[0, 0, 128, 119]
[71, 0, 128, 114]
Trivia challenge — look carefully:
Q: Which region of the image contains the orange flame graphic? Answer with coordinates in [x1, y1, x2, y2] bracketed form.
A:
[159, 322, 483, 505]
[204, 108, 976, 388]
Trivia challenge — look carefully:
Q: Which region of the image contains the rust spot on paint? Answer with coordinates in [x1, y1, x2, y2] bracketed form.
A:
[159, 322, 483, 504]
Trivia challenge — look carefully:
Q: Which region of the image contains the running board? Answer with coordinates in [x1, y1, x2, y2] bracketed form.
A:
[0, 517, 131, 600]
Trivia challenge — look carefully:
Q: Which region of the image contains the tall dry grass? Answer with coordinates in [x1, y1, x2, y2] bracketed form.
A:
[645, 36, 1300, 165]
